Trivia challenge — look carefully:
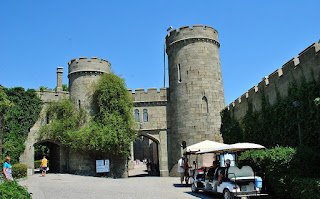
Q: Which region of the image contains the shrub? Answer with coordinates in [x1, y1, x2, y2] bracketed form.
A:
[288, 177, 320, 199]
[238, 146, 296, 198]
[12, 164, 27, 179]
[289, 146, 320, 178]
[34, 160, 41, 168]
[0, 181, 31, 199]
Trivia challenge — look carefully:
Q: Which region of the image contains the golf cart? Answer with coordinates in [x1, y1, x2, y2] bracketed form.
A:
[183, 140, 228, 184]
[191, 143, 268, 199]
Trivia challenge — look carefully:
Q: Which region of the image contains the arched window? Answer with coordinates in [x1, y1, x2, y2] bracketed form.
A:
[177, 64, 182, 83]
[135, 109, 140, 122]
[202, 96, 209, 113]
[143, 109, 148, 122]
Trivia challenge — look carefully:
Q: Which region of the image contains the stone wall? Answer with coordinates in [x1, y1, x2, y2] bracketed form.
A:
[20, 90, 69, 170]
[68, 150, 128, 178]
[129, 88, 168, 131]
[228, 42, 320, 121]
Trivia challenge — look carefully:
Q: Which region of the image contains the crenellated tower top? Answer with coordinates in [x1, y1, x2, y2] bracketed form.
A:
[68, 57, 111, 78]
[165, 24, 219, 52]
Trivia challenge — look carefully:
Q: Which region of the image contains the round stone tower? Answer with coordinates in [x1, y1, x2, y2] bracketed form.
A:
[166, 25, 225, 167]
[68, 57, 111, 114]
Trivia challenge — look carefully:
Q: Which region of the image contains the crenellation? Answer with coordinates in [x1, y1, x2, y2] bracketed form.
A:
[229, 42, 320, 120]
[129, 88, 168, 102]
[204, 25, 214, 30]
[282, 57, 300, 71]
[166, 24, 219, 50]
[192, 24, 203, 27]
[278, 68, 283, 77]
[179, 25, 190, 30]
[298, 42, 320, 64]
[263, 76, 269, 86]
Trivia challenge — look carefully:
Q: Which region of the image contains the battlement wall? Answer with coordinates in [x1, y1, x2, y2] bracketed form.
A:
[229, 42, 320, 121]
[128, 88, 168, 102]
[35, 90, 69, 103]
[165, 24, 219, 50]
[68, 57, 111, 77]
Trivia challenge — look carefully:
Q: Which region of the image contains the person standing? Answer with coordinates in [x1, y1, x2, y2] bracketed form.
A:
[3, 156, 13, 181]
[177, 155, 185, 185]
[183, 157, 191, 184]
[40, 156, 48, 177]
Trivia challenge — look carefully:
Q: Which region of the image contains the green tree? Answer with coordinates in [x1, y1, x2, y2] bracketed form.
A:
[3, 87, 42, 163]
[62, 84, 68, 91]
[91, 73, 136, 155]
[40, 73, 136, 156]
[0, 86, 14, 157]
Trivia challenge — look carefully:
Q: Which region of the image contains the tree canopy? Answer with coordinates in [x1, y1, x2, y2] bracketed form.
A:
[0, 87, 42, 162]
[40, 73, 136, 156]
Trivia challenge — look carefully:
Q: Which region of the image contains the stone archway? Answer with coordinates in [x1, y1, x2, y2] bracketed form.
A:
[135, 130, 169, 177]
[33, 140, 67, 173]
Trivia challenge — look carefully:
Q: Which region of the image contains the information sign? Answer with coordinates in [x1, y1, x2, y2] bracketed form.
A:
[96, 159, 110, 173]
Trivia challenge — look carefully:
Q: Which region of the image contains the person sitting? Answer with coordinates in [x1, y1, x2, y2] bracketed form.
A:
[205, 160, 218, 181]
[217, 159, 231, 186]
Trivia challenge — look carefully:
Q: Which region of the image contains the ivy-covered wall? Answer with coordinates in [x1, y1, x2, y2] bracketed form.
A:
[221, 73, 320, 149]
[2, 87, 42, 163]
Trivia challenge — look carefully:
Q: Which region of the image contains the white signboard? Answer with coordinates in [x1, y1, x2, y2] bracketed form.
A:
[96, 159, 110, 173]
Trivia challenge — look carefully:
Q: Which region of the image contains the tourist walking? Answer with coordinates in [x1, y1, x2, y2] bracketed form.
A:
[177, 155, 185, 185]
[3, 156, 13, 181]
[40, 156, 48, 177]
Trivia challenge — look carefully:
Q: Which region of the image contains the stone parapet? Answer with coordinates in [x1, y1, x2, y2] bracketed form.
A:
[128, 88, 168, 102]
[166, 25, 219, 52]
[68, 57, 110, 77]
[229, 42, 320, 120]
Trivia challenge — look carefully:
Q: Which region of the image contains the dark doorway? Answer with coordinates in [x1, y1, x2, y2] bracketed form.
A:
[34, 141, 61, 173]
[131, 135, 159, 177]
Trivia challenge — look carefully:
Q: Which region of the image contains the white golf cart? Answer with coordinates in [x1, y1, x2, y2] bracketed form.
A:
[191, 143, 268, 199]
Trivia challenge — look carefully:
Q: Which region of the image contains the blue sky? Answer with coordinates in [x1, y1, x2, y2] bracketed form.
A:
[1, 0, 319, 105]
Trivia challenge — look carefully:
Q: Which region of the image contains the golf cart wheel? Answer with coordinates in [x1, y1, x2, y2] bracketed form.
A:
[223, 189, 234, 199]
[191, 183, 199, 193]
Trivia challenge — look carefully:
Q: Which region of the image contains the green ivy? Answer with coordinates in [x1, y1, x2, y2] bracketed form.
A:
[39, 73, 136, 156]
[1, 87, 42, 163]
[221, 71, 320, 149]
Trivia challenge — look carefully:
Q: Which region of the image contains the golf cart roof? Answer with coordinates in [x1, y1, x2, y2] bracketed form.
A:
[196, 142, 265, 154]
[183, 140, 228, 154]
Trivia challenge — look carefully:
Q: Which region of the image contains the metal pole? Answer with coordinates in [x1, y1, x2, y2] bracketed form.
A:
[164, 39, 166, 88]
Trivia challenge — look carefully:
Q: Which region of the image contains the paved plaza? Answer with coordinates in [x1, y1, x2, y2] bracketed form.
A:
[19, 164, 220, 199]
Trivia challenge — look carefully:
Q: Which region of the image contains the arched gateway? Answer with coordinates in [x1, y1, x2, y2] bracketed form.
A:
[20, 65, 170, 177]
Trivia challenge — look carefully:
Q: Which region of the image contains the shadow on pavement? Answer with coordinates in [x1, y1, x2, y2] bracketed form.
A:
[173, 183, 191, 188]
[185, 191, 221, 199]
[128, 174, 150, 178]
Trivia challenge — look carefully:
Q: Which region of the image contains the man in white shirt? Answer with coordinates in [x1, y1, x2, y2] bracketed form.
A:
[177, 155, 185, 185]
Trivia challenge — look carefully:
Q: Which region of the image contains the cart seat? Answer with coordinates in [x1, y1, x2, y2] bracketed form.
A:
[228, 166, 254, 180]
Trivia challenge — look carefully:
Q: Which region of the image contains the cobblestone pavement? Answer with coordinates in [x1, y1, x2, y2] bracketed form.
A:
[19, 164, 220, 199]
